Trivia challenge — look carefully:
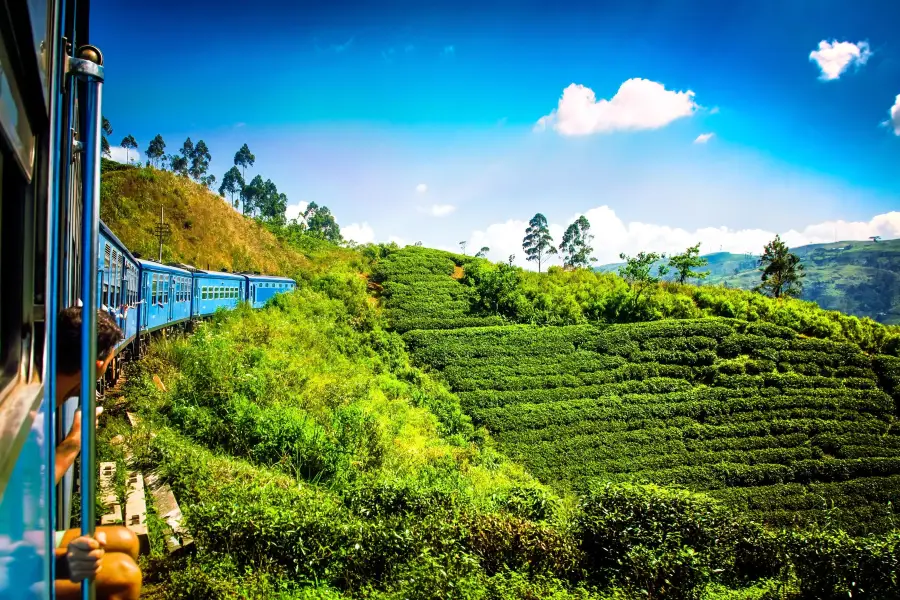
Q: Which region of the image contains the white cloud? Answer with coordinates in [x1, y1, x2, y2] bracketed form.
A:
[709, 106, 720, 115]
[285, 200, 309, 222]
[415, 183, 428, 193]
[694, 133, 715, 144]
[887, 94, 900, 135]
[463, 207, 900, 269]
[535, 79, 698, 136]
[107, 146, 141, 165]
[429, 203, 456, 217]
[341, 222, 375, 244]
[809, 40, 872, 81]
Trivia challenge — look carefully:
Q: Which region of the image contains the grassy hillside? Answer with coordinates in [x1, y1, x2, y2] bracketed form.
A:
[374, 246, 900, 534]
[596, 239, 900, 324]
[99, 160, 360, 278]
[97, 171, 900, 598]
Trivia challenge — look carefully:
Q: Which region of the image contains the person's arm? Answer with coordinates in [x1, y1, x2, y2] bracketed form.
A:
[54, 406, 102, 485]
[54, 410, 82, 485]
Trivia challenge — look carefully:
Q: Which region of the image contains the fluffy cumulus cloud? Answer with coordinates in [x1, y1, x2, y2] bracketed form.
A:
[464, 207, 900, 269]
[535, 79, 698, 136]
[107, 146, 141, 165]
[694, 133, 715, 144]
[887, 94, 900, 135]
[285, 200, 310, 222]
[809, 40, 872, 81]
[341, 222, 375, 244]
[416, 183, 428, 193]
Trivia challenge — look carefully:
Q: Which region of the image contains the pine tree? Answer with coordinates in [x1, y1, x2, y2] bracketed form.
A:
[755, 235, 805, 298]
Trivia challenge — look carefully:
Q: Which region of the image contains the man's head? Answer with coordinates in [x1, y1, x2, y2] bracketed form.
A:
[56, 307, 123, 404]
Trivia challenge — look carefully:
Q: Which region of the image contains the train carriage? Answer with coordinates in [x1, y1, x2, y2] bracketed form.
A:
[99, 222, 139, 350]
[137, 260, 192, 332]
[243, 274, 296, 309]
[193, 270, 245, 316]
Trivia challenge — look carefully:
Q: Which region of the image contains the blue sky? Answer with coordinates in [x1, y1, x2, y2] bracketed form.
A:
[93, 0, 900, 265]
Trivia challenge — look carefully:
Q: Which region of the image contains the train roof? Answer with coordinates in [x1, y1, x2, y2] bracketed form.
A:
[241, 273, 296, 283]
[135, 259, 193, 275]
[192, 269, 246, 281]
[99, 221, 138, 263]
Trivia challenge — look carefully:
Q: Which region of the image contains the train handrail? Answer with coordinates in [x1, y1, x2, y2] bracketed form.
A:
[67, 44, 105, 600]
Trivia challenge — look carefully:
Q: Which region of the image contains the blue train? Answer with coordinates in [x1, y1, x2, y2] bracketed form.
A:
[0, 3, 296, 597]
[99, 222, 295, 361]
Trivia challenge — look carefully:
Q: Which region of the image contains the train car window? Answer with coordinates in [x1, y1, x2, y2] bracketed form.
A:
[201, 287, 207, 300]
[0, 36, 36, 178]
[163, 279, 169, 304]
[151, 275, 158, 305]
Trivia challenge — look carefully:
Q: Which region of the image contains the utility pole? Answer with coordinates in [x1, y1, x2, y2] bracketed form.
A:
[153, 205, 171, 262]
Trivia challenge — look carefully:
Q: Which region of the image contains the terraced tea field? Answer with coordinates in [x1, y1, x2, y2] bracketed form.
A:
[378, 247, 900, 533]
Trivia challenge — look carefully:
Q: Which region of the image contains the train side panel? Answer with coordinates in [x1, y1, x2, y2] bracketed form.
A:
[98, 226, 139, 350]
[137, 260, 192, 332]
[245, 275, 296, 309]
[192, 272, 245, 316]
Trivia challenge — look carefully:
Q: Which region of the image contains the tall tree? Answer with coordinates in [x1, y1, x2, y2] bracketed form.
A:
[120, 134, 138, 164]
[459, 241, 468, 255]
[304, 202, 342, 243]
[175, 137, 194, 177]
[189, 139, 212, 181]
[243, 175, 265, 216]
[522, 213, 557, 272]
[219, 166, 245, 209]
[755, 235, 805, 299]
[256, 179, 287, 225]
[668, 242, 710, 284]
[234, 144, 255, 181]
[558, 216, 595, 269]
[475, 246, 490, 258]
[101, 116, 113, 157]
[145, 134, 166, 168]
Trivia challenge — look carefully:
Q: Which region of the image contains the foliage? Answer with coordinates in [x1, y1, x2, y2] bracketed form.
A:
[145, 134, 166, 168]
[189, 139, 212, 182]
[120, 134, 138, 164]
[101, 115, 112, 157]
[523, 213, 558, 272]
[756, 235, 805, 299]
[669, 243, 710, 284]
[619, 251, 670, 312]
[219, 166, 244, 209]
[559, 215, 595, 269]
[303, 202, 343, 243]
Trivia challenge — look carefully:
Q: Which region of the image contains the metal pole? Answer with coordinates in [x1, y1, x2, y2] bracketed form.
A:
[68, 44, 104, 600]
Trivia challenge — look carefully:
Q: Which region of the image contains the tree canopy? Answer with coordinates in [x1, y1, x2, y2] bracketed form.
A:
[522, 213, 557, 272]
[668, 243, 710, 284]
[756, 234, 805, 299]
[559, 216, 594, 269]
[303, 202, 342, 243]
[145, 134, 166, 168]
[219, 166, 245, 209]
[101, 116, 113, 158]
[189, 140, 212, 182]
[120, 134, 138, 164]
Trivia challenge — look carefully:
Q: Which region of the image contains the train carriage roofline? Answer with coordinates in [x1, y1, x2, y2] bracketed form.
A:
[193, 269, 247, 281]
[135, 258, 193, 276]
[99, 221, 138, 263]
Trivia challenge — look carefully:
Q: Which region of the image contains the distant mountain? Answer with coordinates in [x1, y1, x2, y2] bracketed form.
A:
[595, 238, 900, 324]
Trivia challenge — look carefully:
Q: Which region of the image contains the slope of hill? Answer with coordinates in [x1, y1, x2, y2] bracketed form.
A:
[375, 246, 900, 534]
[99, 160, 360, 278]
[98, 170, 899, 598]
[595, 239, 900, 324]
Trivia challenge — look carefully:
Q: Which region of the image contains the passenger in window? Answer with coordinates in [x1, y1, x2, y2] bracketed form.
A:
[53, 307, 142, 600]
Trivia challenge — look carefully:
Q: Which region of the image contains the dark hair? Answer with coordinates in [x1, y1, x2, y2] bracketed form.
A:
[57, 307, 123, 374]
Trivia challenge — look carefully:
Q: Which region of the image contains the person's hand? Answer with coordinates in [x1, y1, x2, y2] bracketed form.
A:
[66, 406, 103, 443]
[66, 531, 107, 582]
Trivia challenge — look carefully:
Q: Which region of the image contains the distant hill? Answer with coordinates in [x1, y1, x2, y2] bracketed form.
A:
[595, 238, 900, 324]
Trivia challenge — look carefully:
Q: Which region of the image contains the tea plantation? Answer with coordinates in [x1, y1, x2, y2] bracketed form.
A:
[376, 246, 900, 534]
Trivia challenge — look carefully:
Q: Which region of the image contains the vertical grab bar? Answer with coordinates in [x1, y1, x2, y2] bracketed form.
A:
[67, 45, 104, 600]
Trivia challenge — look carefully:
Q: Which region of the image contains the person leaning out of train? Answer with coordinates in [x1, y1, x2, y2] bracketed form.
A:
[53, 307, 142, 600]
